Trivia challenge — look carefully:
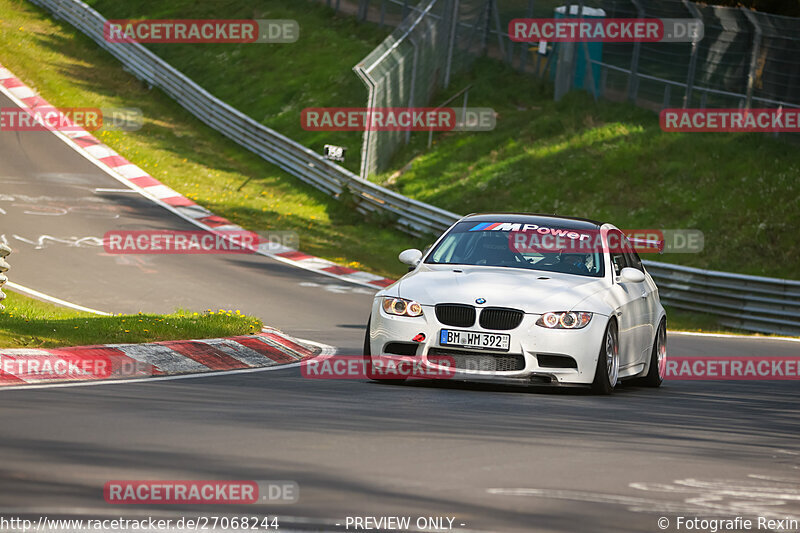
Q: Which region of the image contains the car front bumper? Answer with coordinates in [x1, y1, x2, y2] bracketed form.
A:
[368, 299, 609, 385]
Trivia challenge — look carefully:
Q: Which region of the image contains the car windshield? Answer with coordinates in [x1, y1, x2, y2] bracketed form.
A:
[425, 221, 605, 277]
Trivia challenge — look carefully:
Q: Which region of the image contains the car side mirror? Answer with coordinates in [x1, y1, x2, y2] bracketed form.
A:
[398, 248, 422, 270]
[619, 267, 645, 283]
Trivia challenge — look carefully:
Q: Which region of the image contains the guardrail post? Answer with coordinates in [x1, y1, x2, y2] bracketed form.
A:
[0, 244, 10, 311]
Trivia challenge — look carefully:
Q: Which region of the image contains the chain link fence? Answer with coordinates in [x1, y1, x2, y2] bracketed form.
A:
[322, 0, 800, 175]
[352, 0, 494, 178]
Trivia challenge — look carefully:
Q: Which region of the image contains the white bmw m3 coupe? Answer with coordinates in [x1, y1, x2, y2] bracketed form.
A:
[365, 213, 667, 393]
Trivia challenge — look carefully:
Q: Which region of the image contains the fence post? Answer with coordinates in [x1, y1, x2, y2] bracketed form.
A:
[518, 0, 535, 73]
[443, 0, 460, 88]
[406, 36, 419, 145]
[0, 243, 10, 312]
[490, 0, 507, 61]
[554, 41, 576, 101]
[354, 65, 377, 180]
[481, 0, 492, 56]
[741, 8, 763, 111]
[682, 0, 702, 108]
[358, 0, 369, 20]
[577, 2, 598, 101]
[627, 0, 644, 103]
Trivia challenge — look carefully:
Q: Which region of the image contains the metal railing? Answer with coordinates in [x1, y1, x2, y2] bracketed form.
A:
[645, 261, 800, 337]
[0, 244, 10, 311]
[29, 0, 799, 336]
[30, 0, 459, 238]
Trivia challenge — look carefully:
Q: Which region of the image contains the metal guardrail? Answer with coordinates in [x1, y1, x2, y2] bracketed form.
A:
[28, 0, 800, 337]
[0, 244, 10, 311]
[645, 261, 800, 337]
[30, 0, 459, 238]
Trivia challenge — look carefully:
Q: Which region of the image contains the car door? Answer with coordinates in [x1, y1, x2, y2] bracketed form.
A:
[621, 239, 653, 365]
[604, 230, 649, 371]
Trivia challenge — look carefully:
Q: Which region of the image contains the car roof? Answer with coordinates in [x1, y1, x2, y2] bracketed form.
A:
[460, 212, 603, 230]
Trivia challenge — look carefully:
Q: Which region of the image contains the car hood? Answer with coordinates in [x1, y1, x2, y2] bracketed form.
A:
[394, 265, 609, 314]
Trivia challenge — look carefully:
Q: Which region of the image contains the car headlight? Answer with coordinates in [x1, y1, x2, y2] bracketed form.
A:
[382, 297, 424, 317]
[536, 311, 592, 329]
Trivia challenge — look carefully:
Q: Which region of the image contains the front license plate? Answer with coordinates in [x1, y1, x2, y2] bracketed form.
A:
[439, 329, 510, 352]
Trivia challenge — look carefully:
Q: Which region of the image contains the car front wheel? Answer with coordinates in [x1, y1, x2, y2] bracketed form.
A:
[592, 319, 619, 395]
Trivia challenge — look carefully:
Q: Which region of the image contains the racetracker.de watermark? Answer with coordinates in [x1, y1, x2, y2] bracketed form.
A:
[301, 355, 456, 380]
[509, 18, 703, 43]
[660, 108, 800, 132]
[104, 480, 298, 504]
[300, 107, 496, 132]
[0, 354, 155, 381]
[104, 19, 298, 43]
[103, 230, 298, 254]
[465, 222, 704, 254]
[665, 356, 800, 380]
[0, 107, 143, 132]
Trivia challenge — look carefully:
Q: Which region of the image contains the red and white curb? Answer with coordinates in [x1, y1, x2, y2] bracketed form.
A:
[0, 328, 321, 388]
[0, 62, 396, 290]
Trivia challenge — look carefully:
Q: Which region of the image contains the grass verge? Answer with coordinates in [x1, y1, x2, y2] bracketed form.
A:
[0, 290, 263, 348]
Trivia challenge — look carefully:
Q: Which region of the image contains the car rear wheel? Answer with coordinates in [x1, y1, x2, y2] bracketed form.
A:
[641, 318, 666, 387]
[591, 319, 619, 395]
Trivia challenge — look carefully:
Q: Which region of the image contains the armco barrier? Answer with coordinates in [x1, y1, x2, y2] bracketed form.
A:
[645, 261, 800, 337]
[26, 0, 800, 337]
[0, 243, 10, 311]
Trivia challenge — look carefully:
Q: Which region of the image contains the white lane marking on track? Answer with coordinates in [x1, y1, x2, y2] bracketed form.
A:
[5, 281, 110, 315]
[11, 234, 102, 249]
[668, 330, 800, 343]
[490, 475, 800, 520]
[299, 281, 375, 294]
[94, 188, 138, 193]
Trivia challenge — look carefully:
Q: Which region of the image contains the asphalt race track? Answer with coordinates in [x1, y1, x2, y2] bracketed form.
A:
[1, 90, 799, 532]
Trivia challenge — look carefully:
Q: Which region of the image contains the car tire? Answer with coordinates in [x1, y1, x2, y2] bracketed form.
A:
[363, 317, 406, 384]
[591, 319, 619, 395]
[641, 318, 666, 388]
